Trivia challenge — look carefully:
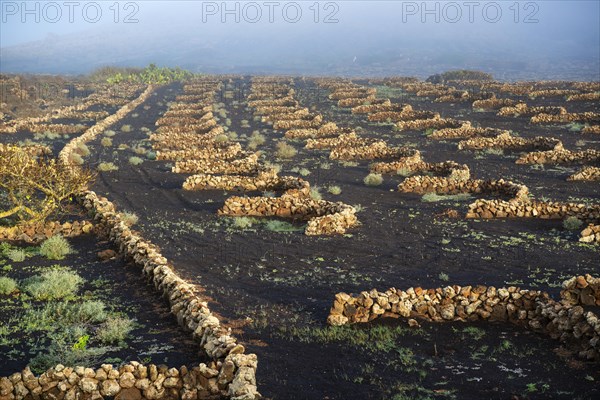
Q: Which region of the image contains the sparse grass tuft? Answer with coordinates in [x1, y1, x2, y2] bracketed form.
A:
[298, 168, 311, 176]
[128, 156, 144, 166]
[248, 132, 266, 149]
[39, 236, 73, 260]
[264, 220, 302, 232]
[6, 248, 27, 262]
[364, 173, 383, 186]
[232, 217, 256, 230]
[421, 192, 472, 203]
[396, 167, 412, 177]
[119, 211, 139, 226]
[310, 187, 322, 201]
[214, 134, 229, 143]
[0, 277, 18, 295]
[275, 141, 297, 159]
[98, 162, 119, 172]
[68, 153, 84, 165]
[438, 272, 450, 282]
[328, 186, 342, 195]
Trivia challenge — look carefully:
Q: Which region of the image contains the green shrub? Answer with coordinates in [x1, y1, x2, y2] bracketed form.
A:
[363, 173, 383, 186]
[310, 187, 322, 201]
[327, 186, 342, 195]
[68, 153, 84, 165]
[227, 131, 238, 140]
[421, 192, 472, 202]
[119, 211, 139, 226]
[24, 269, 83, 300]
[75, 143, 90, 156]
[121, 125, 132, 133]
[264, 220, 302, 232]
[563, 216, 583, 231]
[396, 167, 412, 177]
[232, 217, 256, 230]
[214, 134, 229, 143]
[39, 236, 73, 260]
[6, 248, 27, 262]
[146, 151, 157, 160]
[275, 142, 297, 159]
[100, 137, 113, 147]
[98, 162, 119, 172]
[97, 316, 134, 344]
[77, 300, 108, 323]
[128, 156, 144, 166]
[298, 168, 311, 176]
[103, 130, 116, 137]
[248, 132, 266, 150]
[0, 277, 18, 295]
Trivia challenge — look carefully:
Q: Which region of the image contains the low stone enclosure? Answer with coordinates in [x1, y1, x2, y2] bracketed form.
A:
[457, 131, 563, 152]
[219, 189, 359, 236]
[326, 275, 600, 361]
[149, 77, 360, 236]
[383, 152, 600, 243]
[0, 82, 145, 135]
[0, 78, 261, 400]
[0, 220, 94, 243]
[515, 148, 600, 166]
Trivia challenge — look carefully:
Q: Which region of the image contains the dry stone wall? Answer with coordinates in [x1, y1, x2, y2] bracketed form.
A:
[0, 220, 93, 243]
[5, 77, 262, 400]
[326, 277, 600, 360]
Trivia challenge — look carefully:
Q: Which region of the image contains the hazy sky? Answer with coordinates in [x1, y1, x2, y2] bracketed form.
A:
[1, 1, 599, 78]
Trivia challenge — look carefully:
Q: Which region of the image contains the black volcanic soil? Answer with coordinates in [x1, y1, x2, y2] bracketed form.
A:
[2, 78, 600, 399]
[0, 234, 203, 374]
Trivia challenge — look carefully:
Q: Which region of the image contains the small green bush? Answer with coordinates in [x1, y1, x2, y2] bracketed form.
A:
[77, 300, 108, 323]
[100, 137, 113, 147]
[421, 192, 472, 202]
[275, 142, 297, 159]
[39, 236, 73, 260]
[264, 220, 302, 232]
[310, 187, 322, 201]
[563, 216, 583, 231]
[75, 143, 90, 157]
[396, 167, 412, 177]
[232, 217, 255, 230]
[98, 162, 119, 172]
[6, 248, 27, 262]
[119, 211, 139, 226]
[0, 277, 18, 295]
[328, 186, 342, 195]
[248, 132, 266, 150]
[214, 134, 229, 143]
[227, 131, 238, 140]
[121, 125, 132, 133]
[97, 316, 134, 344]
[103, 130, 116, 137]
[128, 156, 144, 166]
[298, 168, 311, 177]
[146, 151, 157, 160]
[364, 173, 383, 186]
[24, 269, 83, 300]
[68, 153, 84, 166]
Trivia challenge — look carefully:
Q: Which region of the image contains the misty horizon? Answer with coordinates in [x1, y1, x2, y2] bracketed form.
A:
[1, 1, 599, 80]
